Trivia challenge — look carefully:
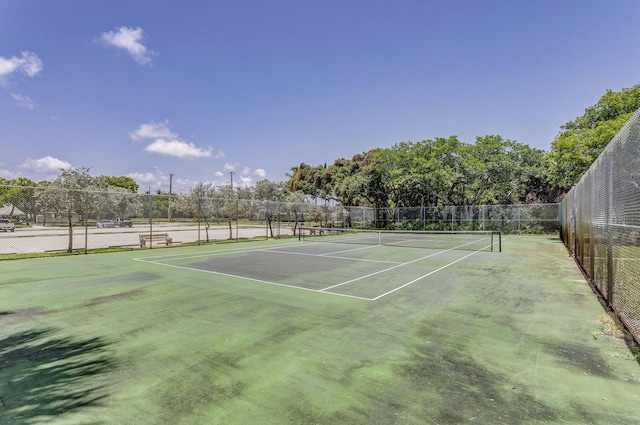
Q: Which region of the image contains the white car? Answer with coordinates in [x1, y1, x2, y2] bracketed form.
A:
[96, 219, 116, 228]
[0, 219, 15, 232]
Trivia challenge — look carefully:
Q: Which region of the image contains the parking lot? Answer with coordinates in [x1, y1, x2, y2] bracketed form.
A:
[0, 222, 276, 254]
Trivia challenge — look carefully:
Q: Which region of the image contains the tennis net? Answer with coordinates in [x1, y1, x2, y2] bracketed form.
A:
[299, 227, 501, 252]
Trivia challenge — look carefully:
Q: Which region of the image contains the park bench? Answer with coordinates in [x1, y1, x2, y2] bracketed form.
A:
[139, 232, 172, 247]
[308, 227, 325, 235]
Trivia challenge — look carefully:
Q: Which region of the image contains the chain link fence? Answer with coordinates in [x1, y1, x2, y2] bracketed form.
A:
[0, 187, 327, 255]
[0, 185, 558, 257]
[342, 204, 558, 232]
[560, 108, 640, 343]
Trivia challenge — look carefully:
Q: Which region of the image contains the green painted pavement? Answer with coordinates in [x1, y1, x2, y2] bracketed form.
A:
[1, 236, 639, 424]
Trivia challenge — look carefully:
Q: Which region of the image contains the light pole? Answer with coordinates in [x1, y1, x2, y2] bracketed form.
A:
[229, 171, 235, 192]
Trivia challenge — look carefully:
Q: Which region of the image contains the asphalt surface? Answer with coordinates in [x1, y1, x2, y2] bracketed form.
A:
[0, 222, 281, 254]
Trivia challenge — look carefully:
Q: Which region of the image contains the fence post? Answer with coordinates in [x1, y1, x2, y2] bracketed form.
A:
[84, 191, 89, 254]
[265, 201, 269, 240]
[277, 201, 281, 238]
[148, 190, 153, 249]
[606, 155, 614, 302]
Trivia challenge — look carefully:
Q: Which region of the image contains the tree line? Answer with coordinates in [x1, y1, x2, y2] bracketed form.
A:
[0, 169, 306, 252]
[288, 85, 640, 208]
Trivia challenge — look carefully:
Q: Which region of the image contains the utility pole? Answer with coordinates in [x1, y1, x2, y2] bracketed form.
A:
[229, 171, 236, 241]
[168, 173, 174, 222]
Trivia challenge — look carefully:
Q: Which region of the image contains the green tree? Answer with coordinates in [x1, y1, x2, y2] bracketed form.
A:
[1, 178, 37, 221]
[287, 163, 333, 202]
[144, 190, 170, 219]
[217, 184, 236, 240]
[281, 191, 308, 235]
[328, 156, 362, 205]
[368, 137, 465, 208]
[36, 167, 102, 252]
[95, 186, 143, 220]
[173, 182, 217, 241]
[463, 136, 528, 205]
[285, 88, 640, 209]
[547, 85, 640, 191]
[255, 179, 289, 201]
[104, 176, 139, 193]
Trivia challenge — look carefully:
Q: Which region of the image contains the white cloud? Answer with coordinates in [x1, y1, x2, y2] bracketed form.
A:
[0, 57, 20, 77]
[145, 139, 213, 159]
[129, 121, 177, 140]
[130, 120, 221, 160]
[0, 51, 43, 78]
[126, 170, 167, 192]
[238, 167, 268, 186]
[239, 175, 255, 186]
[21, 52, 44, 77]
[214, 166, 267, 187]
[18, 156, 71, 174]
[0, 52, 42, 109]
[100, 26, 155, 65]
[0, 167, 18, 179]
[126, 171, 158, 186]
[127, 169, 201, 193]
[11, 93, 34, 109]
[120, 165, 266, 193]
[211, 149, 225, 159]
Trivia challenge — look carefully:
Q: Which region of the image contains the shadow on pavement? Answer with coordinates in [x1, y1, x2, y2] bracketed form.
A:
[0, 314, 118, 425]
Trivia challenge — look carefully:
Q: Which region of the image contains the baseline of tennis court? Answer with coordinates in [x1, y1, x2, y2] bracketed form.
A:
[134, 238, 495, 301]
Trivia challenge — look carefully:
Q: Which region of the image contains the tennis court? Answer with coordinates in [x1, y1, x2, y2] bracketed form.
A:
[136, 229, 500, 301]
[2, 235, 640, 424]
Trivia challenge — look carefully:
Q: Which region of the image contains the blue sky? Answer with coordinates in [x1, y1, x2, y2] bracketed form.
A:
[1, 0, 639, 193]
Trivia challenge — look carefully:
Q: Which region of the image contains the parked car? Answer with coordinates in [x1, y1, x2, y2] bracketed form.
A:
[114, 218, 133, 227]
[96, 219, 116, 228]
[0, 219, 15, 232]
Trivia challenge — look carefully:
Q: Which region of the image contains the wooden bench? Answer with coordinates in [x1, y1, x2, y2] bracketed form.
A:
[139, 233, 172, 247]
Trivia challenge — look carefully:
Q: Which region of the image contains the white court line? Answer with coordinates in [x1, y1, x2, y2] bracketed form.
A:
[135, 257, 373, 301]
[320, 250, 443, 291]
[319, 244, 381, 256]
[133, 241, 305, 263]
[136, 240, 405, 265]
[320, 238, 492, 292]
[261, 248, 403, 265]
[135, 238, 495, 301]
[371, 249, 483, 301]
